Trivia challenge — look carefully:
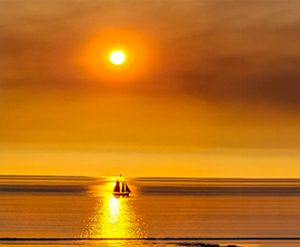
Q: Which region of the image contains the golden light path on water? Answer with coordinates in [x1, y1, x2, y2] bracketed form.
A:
[83, 179, 145, 239]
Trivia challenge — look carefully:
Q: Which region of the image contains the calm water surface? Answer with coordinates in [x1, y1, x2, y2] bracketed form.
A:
[1, 177, 300, 247]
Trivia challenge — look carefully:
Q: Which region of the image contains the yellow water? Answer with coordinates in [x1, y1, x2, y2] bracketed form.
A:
[1, 177, 300, 246]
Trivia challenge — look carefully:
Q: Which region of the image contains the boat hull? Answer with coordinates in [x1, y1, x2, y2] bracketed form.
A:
[113, 191, 130, 197]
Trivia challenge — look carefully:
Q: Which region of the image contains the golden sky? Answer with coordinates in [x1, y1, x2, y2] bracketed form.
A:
[1, 0, 300, 177]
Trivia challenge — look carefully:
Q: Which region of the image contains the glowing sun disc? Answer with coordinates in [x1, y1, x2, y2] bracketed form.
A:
[110, 51, 125, 65]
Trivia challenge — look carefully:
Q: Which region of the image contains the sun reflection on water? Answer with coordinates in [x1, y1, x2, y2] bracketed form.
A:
[83, 180, 146, 239]
[108, 196, 120, 224]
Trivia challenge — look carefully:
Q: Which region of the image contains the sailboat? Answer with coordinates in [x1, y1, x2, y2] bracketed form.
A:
[113, 175, 131, 197]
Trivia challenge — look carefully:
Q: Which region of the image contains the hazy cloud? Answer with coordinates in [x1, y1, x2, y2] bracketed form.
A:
[1, 0, 300, 151]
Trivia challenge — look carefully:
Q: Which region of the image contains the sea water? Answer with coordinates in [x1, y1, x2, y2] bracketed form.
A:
[1, 176, 300, 247]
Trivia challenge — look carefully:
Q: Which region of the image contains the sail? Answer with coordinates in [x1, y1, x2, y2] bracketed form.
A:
[113, 180, 120, 192]
[112, 177, 131, 196]
[125, 182, 131, 193]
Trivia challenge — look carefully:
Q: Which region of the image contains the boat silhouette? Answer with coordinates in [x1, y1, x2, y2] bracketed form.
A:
[113, 175, 131, 197]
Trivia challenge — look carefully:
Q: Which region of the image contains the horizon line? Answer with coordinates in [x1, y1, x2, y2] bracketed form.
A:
[1, 237, 300, 241]
[1, 175, 300, 181]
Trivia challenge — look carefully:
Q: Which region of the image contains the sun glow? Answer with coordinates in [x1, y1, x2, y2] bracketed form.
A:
[110, 51, 125, 65]
[82, 29, 156, 83]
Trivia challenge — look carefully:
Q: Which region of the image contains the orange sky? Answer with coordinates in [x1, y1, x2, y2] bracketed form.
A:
[1, 0, 300, 178]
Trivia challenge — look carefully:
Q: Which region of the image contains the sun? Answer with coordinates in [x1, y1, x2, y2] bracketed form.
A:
[110, 51, 125, 65]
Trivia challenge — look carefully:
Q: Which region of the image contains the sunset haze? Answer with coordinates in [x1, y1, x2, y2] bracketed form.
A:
[1, 0, 300, 178]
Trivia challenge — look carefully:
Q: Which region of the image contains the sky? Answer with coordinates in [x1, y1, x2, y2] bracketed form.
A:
[1, 0, 300, 178]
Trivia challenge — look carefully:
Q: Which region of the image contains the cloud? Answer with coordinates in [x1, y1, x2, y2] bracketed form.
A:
[1, 0, 300, 150]
[147, 2, 300, 109]
[1, 0, 300, 98]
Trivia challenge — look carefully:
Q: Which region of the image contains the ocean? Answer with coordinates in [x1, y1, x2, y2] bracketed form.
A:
[1, 176, 300, 247]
